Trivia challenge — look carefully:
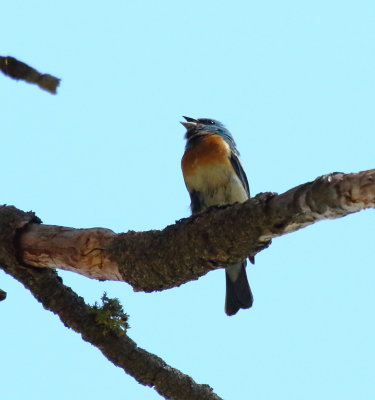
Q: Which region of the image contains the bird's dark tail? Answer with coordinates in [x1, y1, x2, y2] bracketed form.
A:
[225, 262, 253, 316]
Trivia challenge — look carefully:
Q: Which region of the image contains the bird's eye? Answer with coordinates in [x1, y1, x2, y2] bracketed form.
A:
[197, 118, 217, 126]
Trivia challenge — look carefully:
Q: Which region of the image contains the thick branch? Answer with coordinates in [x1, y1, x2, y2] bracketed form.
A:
[0, 56, 60, 94]
[1, 169, 373, 399]
[0, 209, 222, 400]
[11, 169, 375, 292]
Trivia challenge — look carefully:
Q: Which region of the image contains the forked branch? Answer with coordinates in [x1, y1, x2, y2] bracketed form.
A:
[1, 169, 374, 400]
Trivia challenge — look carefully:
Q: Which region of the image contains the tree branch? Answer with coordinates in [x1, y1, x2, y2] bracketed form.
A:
[0, 56, 60, 94]
[0, 208, 222, 400]
[1, 169, 374, 399]
[10, 169, 375, 292]
[0, 288, 6, 301]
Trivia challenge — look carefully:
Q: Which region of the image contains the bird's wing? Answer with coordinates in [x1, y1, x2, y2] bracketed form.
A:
[230, 151, 250, 197]
[189, 189, 202, 214]
[230, 151, 254, 264]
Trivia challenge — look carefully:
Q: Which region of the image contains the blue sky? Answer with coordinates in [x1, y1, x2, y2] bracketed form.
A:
[1, 1, 375, 399]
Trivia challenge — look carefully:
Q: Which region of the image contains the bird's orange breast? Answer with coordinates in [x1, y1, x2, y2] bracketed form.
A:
[181, 134, 231, 177]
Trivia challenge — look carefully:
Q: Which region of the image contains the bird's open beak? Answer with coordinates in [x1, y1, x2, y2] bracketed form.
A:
[180, 116, 198, 129]
[183, 116, 197, 122]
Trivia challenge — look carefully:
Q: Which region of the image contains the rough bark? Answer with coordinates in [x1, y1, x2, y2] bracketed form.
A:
[0, 56, 60, 94]
[1, 169, 374, 399]
[14, 169, 375, 292]
[0, 207, 222, 400]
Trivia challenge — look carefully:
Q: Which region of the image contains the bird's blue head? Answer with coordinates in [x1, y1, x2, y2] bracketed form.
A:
[181, 116, 237, 149]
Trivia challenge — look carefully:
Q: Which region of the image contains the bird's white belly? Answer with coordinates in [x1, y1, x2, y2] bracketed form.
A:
[186, 164, 248, 209]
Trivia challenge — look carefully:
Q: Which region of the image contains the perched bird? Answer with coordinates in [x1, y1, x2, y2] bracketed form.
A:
[181, 116, 253, 316]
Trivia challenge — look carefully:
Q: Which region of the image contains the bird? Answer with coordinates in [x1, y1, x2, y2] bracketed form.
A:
[180, 116, 253, 316]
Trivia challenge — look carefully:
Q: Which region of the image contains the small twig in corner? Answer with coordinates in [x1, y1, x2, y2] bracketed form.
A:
[0, 56, 60, 94]
[0, 289, 7, 301]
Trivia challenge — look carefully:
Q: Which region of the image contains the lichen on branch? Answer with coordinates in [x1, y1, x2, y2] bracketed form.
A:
[88, 292, 130, 335]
